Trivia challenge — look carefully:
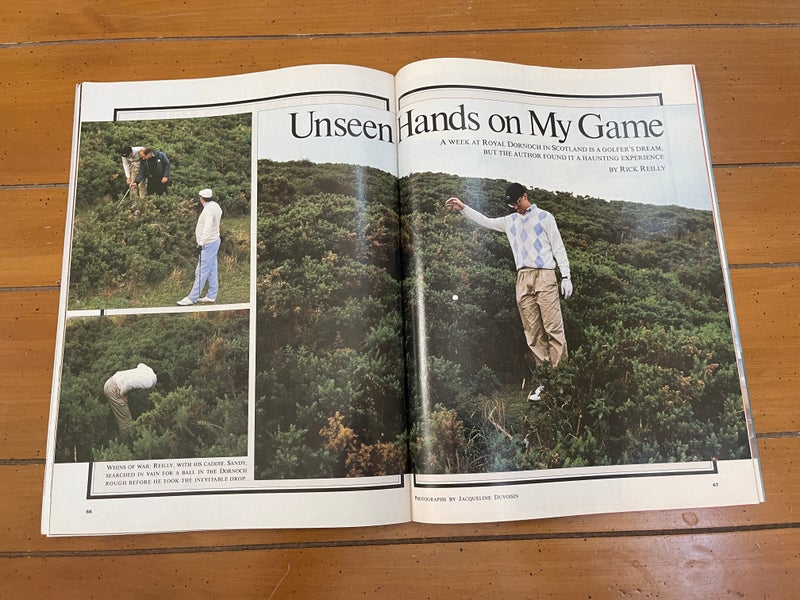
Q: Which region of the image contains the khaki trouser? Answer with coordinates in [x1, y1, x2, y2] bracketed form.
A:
[103, 377, 134, 433]
[128, 162, 147, 199]
[515, 268, 568, 367]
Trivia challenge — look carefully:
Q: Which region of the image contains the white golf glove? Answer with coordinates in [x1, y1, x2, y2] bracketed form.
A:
[560, 277, 573, 299]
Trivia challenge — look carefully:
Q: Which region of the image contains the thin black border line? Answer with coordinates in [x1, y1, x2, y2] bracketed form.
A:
[85, 461, 405, 500]
[412, 460, 718, 489]
[112, 89, 392, 120]
[398, 83, 664, 106]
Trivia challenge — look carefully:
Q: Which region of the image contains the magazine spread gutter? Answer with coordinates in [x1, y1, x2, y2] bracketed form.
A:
[41, 58, 764, 536]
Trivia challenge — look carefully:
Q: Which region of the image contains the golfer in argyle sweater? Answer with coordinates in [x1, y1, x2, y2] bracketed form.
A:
[446, 183, 573, 369]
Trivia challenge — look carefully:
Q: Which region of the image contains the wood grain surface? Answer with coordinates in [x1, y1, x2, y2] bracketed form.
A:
[2, 1, 798, 597]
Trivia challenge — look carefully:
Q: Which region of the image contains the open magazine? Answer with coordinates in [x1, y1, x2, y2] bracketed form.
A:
[41, 58, 764, 536]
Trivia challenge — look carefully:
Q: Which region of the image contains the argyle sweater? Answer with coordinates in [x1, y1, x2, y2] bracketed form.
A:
[462, 204, 570, 277]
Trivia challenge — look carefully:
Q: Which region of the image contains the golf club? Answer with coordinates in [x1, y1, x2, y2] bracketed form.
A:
[116, 186, 131, 208]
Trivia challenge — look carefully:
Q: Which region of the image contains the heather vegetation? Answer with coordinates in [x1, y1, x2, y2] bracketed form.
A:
[403, 171, 749, 473]
[55, 312, 249, 462]
[69, 115, 252, 308]
[55, 114, 252, 461]
[252, 162, 748, 479]
[57, 147, 748, 475]
[254, 160, 406, 479]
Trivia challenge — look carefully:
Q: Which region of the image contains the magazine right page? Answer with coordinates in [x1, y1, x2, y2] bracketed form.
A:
[396, 58, 764, 524]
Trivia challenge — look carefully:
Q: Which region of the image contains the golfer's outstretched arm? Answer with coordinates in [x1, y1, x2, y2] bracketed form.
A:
[446, 198, 507, 233]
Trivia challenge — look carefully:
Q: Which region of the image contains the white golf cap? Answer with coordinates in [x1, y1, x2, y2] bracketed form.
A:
[198, 188, 213, 198]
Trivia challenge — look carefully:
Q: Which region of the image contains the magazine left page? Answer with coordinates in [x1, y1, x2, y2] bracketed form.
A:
[42, 65, 411, 536]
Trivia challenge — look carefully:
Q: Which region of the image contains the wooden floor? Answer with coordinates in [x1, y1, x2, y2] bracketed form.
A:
[2, 1, 799, 597]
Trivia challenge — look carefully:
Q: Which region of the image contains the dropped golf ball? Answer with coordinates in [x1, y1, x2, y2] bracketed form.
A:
[452, 294, 459, 301]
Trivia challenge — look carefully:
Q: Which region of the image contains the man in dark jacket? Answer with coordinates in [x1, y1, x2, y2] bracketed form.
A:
[134, 148, 171, 195]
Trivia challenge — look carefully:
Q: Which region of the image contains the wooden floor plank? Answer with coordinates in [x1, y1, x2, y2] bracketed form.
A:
[2, 1, 798, 43]
[2, 528, 798, 598]
[731, 268, 800, 432]
[1, 188, 66, 289]
[0, 28, 798, 185]
[717, 167, 800, 266]
[0, 290, 56, 460]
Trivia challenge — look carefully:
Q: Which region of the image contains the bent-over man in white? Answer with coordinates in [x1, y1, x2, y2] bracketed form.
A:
[103, 363, 157, 433]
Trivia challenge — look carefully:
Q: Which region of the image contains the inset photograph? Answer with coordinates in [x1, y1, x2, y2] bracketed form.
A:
[54, 311, 250, 462]
[68, 114, 252, 309]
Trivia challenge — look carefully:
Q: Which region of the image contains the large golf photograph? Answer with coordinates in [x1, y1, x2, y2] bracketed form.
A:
[402, 172, 750, 475]
[68, 114, 252, 309]
[253, 160, 407, 480]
